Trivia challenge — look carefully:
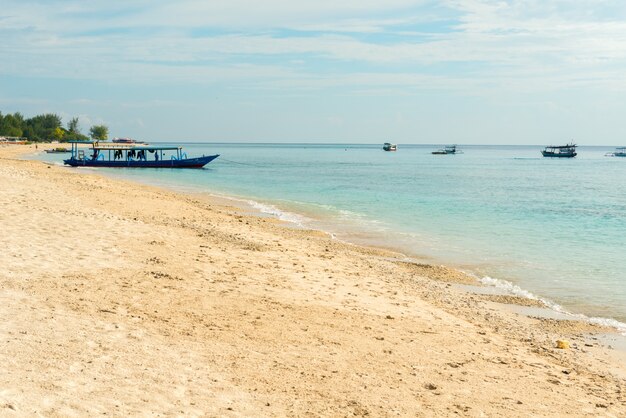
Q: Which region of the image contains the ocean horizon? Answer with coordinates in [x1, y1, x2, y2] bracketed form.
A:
[36, 142, 626, 332]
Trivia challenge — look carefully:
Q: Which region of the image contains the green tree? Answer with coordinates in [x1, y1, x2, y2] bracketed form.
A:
[25, 113, 62, 141]
[67, 117, 80, 134]
[89, 125, 108, 141]
[22, 126, 35, 140]
[52, 126, 65, 141]
[0, 112, 24, 137]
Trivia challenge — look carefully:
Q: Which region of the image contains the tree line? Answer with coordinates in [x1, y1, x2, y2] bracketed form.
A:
[0, 111, 109, 142]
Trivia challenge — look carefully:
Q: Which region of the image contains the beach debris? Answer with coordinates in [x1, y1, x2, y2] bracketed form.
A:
[425, 383, 438, 390]
[556, 340, 570, 349]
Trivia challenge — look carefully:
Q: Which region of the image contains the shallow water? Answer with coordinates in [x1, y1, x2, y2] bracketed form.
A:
[37, 143, 626, 326]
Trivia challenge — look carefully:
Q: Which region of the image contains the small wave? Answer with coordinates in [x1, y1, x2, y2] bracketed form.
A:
[204, 192, 309, 227]
[246, 200, 309, 226]
[478, 276, 626, 335]
[479, 276, 545, 302]
[338, 209, 365, 218]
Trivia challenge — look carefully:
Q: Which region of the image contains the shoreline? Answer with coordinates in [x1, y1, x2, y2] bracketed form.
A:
[211, 189, 626, 335]
[24, 144, 626, 336]
[37, 146, 626, 335]
[3, 144, 626, 415]
[24, 144, 626, 337]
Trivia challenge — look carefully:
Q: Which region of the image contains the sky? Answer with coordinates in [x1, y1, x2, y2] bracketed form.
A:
[2, 0, 626, 144]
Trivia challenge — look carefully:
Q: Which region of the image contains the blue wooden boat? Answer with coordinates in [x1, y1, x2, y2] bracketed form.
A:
[541, 143, 577, 158]
[64, 141, 219, 168]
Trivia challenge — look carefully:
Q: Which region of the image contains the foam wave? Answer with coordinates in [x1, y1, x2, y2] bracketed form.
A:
[479, 276, 546, 303]
[206, 192, 309, 227]
[245, 200, 308, 226]
[479, 276, 626, 335]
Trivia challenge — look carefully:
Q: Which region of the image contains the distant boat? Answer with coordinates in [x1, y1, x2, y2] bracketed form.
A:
[0, 137, 27, 145]
[383, 143, 397, 152]
[541, 143, 577, 158]
[432, 145, 459, 155]
[64, 141, 219, 168]
[45, 147, 70, 154]
[112, 137, 148, 145]
[606, 147, 626, 157]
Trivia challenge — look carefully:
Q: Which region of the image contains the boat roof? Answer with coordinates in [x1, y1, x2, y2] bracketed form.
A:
[67, 140, 180, 151]
[94, 145, 181, 151]
[544, 144, 576, 148]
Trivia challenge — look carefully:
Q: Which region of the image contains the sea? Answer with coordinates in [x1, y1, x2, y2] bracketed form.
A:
[35, 143, 626, 332]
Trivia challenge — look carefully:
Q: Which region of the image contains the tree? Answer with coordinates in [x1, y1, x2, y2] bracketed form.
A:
[0, 110, 80, 142]
[67, 117, 80, 134]
[22, 126, 35, 140]
[0, 112, 24, 137]
[89, 125, 108, 141]
[52, 126, 65, 141]
[24, 113, 62, 140]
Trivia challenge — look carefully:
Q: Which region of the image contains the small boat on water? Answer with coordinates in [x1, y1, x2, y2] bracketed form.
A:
[112, 137, 148, 145]
[383, 143, 397, 151]
[0, 137, 27, 145]
[606, 147, 626, 157]
[432, 145, 459, 155]
[541, 143, 577, 158]
[45, 147, 70, 154]
[63, 141, 219, 168]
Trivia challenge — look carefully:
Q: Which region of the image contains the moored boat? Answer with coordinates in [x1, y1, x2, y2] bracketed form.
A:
[541, 143, 577, 158]
[0, 136, 27, 145]
[606, 147, 626, 157]
[112, 137, 148, 145]
[383, 143, 397, 151]
[45, 147, 70, 153]
[63, 141, 219, 168]
[432, 145, 459, 155]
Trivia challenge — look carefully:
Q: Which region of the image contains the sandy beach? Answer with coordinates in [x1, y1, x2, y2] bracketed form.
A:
[1, 144, 625, 416]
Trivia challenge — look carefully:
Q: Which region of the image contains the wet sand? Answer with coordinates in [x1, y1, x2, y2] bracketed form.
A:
[1, 144, 625, 416]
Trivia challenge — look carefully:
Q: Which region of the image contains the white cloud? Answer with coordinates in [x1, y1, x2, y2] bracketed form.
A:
[2, 0, 626, 95]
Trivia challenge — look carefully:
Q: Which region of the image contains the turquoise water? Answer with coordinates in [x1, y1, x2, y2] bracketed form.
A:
[37, 144, 626, 327]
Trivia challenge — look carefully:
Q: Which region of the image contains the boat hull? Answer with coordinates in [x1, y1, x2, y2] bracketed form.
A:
[64, 154, 219, 168]
[541, 151, 577, 158]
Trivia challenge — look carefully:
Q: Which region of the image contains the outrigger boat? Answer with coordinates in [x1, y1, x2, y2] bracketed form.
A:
[606, 147, 626, 157]
[541, 143, 577, 158]
[383, 142, 397, 151]
[63, 141, 219, 168]
[432, 145, 459, 155]
[112, 137, 148, 145]
[45, 147, 70, 154]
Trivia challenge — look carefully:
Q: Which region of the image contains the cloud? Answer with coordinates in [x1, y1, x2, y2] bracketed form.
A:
[2, 0, 626, 95]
